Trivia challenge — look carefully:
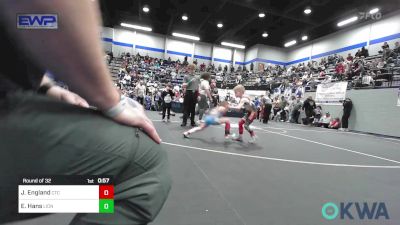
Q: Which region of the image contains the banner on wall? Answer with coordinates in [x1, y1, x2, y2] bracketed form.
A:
[315, 82, 348, 105]
[217, 89, 266, 102]
[397, 88, 400, 107]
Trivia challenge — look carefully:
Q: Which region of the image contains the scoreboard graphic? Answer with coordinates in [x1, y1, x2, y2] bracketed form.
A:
[18, 175, 114, 213]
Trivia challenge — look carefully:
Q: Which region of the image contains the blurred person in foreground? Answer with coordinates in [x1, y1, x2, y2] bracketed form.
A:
[0, 1, 171, 224]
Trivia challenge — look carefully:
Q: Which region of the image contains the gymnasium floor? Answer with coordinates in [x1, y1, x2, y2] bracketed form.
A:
[7, 111, 400, 225]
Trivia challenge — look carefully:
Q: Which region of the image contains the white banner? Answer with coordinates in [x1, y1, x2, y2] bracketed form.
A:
[315, 82, 348, 105]
[217, 89, 267, 101]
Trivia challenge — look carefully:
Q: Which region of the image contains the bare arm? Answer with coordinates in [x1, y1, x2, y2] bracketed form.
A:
[0, 0, 119, 110]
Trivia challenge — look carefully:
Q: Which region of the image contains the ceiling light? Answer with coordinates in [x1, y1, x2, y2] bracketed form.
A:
[262, 32, 268, 38]
[304, 8, 312, 14]
[182, 14, 188, 21]
[284, 40, 297, 47]
[221, 42, 245, 49]
[142, 6, 150, 13]
[301, 35, 308, 41]
[217, 23, 223, 28]
[121, 23, 152, 32]
[259, 12, 265, 18]
[369, 8, 379, 14]
[337, 16, 358, 27]
[172, 32, 200, 41]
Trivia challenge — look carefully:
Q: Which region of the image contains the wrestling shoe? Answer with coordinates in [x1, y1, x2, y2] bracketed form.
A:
[162, 118, 166, 122]
[248, 135, 257, 143]
[183, 132, 190, 138]
[233, 136, 243, 142]
[224, 134, 232, 141]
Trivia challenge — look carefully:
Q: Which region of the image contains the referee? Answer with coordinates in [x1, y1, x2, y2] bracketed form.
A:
[181, 64, 199, 127]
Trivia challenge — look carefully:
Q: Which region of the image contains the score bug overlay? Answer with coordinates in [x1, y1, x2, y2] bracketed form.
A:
[18, 175, 114, 213]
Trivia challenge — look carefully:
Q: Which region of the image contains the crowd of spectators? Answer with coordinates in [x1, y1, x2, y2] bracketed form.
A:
[111, 41, 400, 98]
[107, 41, 398, 129]
[254, 41, 400, 91]
[249, 95, 352, 131]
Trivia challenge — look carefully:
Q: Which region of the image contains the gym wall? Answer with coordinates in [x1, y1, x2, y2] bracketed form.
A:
[286, 10, 400, 66]
[101, 27, 247, 68]
[304, 88, 400, 137]
[102, 10, 400, 70]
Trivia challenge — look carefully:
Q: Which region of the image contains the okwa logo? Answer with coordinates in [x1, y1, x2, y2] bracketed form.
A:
[321, 202, 390, 220]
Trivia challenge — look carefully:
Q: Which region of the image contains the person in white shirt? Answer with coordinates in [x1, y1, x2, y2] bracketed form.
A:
[318, 112, 332, 128]
[124, 74, 131, 87]
[198, 73, 212, 121]
[262, 94, 272, 124]
[321, 75, 332, 83]
[135, 81, 146, 105]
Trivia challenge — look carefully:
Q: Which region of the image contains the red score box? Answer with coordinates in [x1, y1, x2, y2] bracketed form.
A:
[99, 185, 114, 199]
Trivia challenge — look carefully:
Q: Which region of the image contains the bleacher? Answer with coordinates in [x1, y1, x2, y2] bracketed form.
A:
[109, 50, 400, 93]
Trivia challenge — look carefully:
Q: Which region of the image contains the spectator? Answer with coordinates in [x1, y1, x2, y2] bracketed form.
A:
[329, 118, 341, 129]
[381, 42, 391, 59]
[135, 81, 146, 105]
[197, 73, 212, 122]
[200, 62, 206, 71]
[319, 69, 326, 77]
[340, 98, 353, 131]
[394, 41, 400, 54]
[291, 98, 302, 124]
[263, 95, 272, 124]
[254, 97, 261, 119]
[211, 82, 219, 107]
[272, 97, 281, 121]
[318, 112, 332, 128]
[355, 49, 361, 57]
[279, 96, 288, 121]
[154, 90, 162, 111]
[377, 58, 386, 69]
[353, 60, 365, 77]
[302, 96, 316, 125]
[386, 50, 398, 64]
[347, 53, 354, 62]
[313, 105, 323, 126]
[382, 41, 390, 50]
[161, 84, 174, 122]
[335, 62, 345, 80]
[287, 96, 296, 122]
[360, 46, 369, 57]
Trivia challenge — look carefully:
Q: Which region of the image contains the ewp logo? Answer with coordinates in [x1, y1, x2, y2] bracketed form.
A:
[17, 14, 58, 29]
[321, 202, 390, 220]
